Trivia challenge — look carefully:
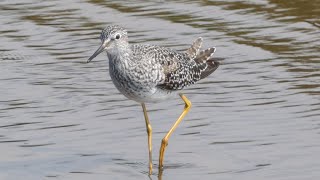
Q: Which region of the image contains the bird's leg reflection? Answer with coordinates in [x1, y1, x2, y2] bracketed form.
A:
[142, 103, 153, 175]
[158, 167, 163, 180]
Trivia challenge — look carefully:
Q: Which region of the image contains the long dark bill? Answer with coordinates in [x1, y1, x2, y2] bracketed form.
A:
[87, 40, 109, 63]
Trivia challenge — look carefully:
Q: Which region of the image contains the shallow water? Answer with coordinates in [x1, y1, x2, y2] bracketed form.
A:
[0, 0, 319, 179]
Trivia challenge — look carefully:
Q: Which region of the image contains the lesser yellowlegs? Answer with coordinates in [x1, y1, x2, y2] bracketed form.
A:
[87, 25, 220, 174]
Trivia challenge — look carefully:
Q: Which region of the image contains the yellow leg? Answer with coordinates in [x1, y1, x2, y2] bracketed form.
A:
[141, 103, 153, 175]
[159, 93, 192, 170]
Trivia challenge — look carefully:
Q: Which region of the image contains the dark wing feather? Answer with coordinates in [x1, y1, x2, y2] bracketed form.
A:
[157, 46, 219, 91]
[200, 59, 220, 79]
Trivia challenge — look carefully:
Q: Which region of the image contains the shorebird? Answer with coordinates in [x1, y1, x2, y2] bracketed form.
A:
[87, 25, 220, 174]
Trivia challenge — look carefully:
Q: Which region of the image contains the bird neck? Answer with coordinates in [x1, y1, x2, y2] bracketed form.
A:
[108, 44, 133, 71]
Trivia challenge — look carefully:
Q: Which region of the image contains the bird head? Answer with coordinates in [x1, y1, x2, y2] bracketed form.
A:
[87, 25, 128, 63]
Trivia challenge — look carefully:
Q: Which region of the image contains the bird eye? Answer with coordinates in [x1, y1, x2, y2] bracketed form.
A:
[115, 34, 121, 39]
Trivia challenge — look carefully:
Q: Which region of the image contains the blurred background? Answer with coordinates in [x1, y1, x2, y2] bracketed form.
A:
[0, 0, 319, 179]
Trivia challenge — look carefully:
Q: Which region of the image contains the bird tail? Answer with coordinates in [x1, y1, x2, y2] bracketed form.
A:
[200, 58, 220, 79]
[193, 47, 221, 79]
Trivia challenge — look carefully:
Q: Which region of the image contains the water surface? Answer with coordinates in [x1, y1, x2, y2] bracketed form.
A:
[0, 0, 319, 180]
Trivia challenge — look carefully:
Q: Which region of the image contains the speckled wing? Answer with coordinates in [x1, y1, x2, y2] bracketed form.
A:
[186, 37, 203, 59]
[157, 46, 219, 91]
